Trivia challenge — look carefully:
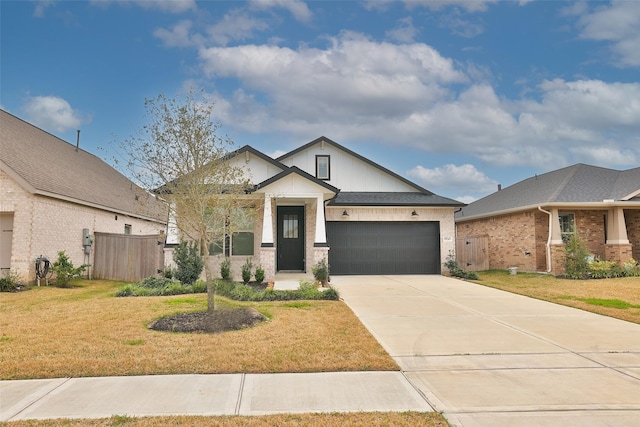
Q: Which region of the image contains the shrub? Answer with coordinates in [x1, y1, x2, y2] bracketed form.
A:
[563, 234, 590, 279]
[213, 279, 339, 301]
[51, 251, 89, 287]
[622, 258, 640, 277]
[444, 251, 479, 280]
[588, 260, 619, 279]
[220, 258, 231, 280]
[192, 280, 208, 293]
[254, 265, 265, 284]
[0, 271, 23, 292]
[312, 258, 329, 285]
[173, 240, 203, 285]
[241, 258, 253, 284]
[139, 276, 173, 289]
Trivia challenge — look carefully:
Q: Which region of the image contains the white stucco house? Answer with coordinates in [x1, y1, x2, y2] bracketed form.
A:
[166, 136, 464, 282]
[0, 109, 167, 283]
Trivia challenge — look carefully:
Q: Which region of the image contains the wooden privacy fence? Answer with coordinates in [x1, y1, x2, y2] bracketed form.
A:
[455, 235, 489, 272]
[93, 233, 164, 282]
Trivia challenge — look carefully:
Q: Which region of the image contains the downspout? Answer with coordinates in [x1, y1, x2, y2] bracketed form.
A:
[538, 206, 553, 273]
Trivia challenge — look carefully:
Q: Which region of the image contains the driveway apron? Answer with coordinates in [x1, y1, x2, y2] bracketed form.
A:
[333, 275, 640, 427]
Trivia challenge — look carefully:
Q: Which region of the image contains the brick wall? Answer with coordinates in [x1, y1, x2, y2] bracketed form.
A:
[1, 170, 165, 282]
[456, 210, 538, 271]
[575, 210, 606, 259]
[625, 210, 640, 261]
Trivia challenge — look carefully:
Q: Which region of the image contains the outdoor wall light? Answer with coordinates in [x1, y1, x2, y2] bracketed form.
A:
[342, 210, 349, 217]
[411, 210, 419, 216]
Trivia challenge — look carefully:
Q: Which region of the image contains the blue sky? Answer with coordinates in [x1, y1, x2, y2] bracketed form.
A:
[2, 0, 639, 203]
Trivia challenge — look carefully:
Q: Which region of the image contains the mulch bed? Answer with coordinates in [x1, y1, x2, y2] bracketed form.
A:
[149, 308, 267, 333]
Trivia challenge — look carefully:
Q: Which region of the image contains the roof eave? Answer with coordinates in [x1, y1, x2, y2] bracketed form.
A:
[456, 200, 640, 222]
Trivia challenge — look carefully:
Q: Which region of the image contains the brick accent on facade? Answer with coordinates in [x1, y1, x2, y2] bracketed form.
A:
[457, 207, 639, 275]
[1, 170, 165, 282]
[626, 210, 640, 261]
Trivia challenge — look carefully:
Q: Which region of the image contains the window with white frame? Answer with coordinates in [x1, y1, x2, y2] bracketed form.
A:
[316, 155, 330, 180]
[207, 207, 255, 256]
[559, 212, 575, 243]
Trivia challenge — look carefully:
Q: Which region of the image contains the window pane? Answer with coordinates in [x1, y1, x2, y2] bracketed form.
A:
[317, 156, 329, 179]
[283, 214, 298, 239]
[559, 213, 575, 243]
[209, 239, 223, 255]
[232, 232, 254, 255]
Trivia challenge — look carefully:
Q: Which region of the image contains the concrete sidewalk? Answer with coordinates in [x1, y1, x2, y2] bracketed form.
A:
[1, 371, 432, 421]
[333, 275, 640, 427]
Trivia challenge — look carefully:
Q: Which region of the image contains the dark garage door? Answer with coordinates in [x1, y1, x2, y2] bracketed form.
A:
[326, 221, 441, 275]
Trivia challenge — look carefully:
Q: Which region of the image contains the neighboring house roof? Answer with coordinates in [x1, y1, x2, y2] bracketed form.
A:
[0, 109, 167, 222]
[330, 192, 464, 207]
[457, 164, 640, 221]
[277, 136, 435, 195]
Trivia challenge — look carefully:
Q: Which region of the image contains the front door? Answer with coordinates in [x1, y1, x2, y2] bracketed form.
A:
[277, 206, 305, 271]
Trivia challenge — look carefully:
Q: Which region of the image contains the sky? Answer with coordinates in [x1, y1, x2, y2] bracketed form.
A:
[1, 0, 639, 204]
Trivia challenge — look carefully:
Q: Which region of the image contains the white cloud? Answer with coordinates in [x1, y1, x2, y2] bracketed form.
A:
[90, 0, 196, 13]
[206, 9, 269, 46]
[152, 23, 640, 173]
[33, 0, 55, 17]
[407, 163, 498, 195]
[386, 16, 419, 43]
[403, 0, 498, 13]
[249, 0, 312, 23]
[154, 20, 198, 47]
[23, 96, 86, 133]
[576, 0, 640, 67]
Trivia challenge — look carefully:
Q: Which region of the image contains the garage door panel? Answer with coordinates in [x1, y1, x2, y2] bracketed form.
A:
[327, 221, 440, 275]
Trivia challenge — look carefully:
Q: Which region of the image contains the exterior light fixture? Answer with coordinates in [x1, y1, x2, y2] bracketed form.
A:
[342, 210, 349, 217]
[411, 210, 419, 216]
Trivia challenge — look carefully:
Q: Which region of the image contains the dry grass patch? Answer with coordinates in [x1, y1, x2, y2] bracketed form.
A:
[472, 270, 640, 323]
[4, 412, 449, 427]
[0, 280, 397, 380]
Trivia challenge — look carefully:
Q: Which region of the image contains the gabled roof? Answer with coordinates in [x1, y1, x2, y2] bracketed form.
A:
[255, 166, 340, 194]
[330, 192, 464, 207]
[0, 109, 167, 222]
[277, 136, 434, 195]
[457, 164, 640, 221]
[228, 145, 287, 171]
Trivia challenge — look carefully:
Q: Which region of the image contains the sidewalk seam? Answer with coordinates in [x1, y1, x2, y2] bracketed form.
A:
[5, 377, 72, 421]
[234, 373, 245, 415]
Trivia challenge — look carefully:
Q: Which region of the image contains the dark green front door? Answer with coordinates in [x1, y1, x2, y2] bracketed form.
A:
[277, 206, 305, 271]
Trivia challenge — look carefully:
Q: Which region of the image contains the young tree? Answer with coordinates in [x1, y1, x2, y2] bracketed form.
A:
[119, 90, 251, 313]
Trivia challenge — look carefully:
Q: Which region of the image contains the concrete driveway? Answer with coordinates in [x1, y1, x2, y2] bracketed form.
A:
[333, 275, 640, 427]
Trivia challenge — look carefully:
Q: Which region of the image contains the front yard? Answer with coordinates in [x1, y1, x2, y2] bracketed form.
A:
[471, 270, 640, 324]
[0, 280, 397, 380]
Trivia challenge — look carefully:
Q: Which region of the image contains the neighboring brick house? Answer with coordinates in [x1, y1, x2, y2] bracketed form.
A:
[166, 137, 464, 282]
[0, 110, 167, 282]
[455, 164, 640, 275]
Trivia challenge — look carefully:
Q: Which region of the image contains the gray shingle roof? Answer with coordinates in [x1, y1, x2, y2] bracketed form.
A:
[330, 192, 464, 207]
[457, 164, 640, 220]
[0, 109, 167, 222]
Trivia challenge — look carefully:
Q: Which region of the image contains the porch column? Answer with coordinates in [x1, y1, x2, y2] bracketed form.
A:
[549, 208, 563, 244]
[606, 207, 629, 244]
[260, 194, 276, 282]
[314, 196, 328, 247]
[313, 196, 330, 270]
[261, 194, 274, 246]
